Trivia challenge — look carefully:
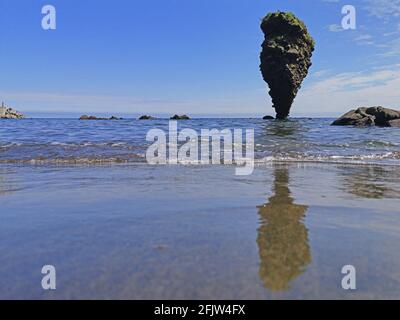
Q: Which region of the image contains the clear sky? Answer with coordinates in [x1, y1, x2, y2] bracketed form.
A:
[0, 0, 399, 117]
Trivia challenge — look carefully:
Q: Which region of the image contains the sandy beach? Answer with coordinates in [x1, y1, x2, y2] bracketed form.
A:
[1, 162, 399, 299]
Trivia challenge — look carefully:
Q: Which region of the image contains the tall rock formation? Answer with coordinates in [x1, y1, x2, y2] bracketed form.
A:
[260, 12, 315, 119]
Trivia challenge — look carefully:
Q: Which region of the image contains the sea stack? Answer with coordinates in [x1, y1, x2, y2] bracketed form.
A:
[260, 12, 315, 119]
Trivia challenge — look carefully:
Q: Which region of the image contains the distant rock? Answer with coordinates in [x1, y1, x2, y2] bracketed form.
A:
[0, 103, 24, 119]
[79, 115, 122, 120]
[170, 114, 190, 120]
[80, 115, 104, 120]
[139, 115, 156, 120]
[260, 12, 315, 119]
[263, 115, 275, 120]
[332, 107, 400, 127]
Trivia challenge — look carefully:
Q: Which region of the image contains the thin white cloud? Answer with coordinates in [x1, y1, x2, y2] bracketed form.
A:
[296, 64, 400, 114]
[379, 38, 400, 56]
[354, 33, 375, 45]
[362, 0, 400, 19]
[327, 24, 345, 32]
[311, 69, 331, 78]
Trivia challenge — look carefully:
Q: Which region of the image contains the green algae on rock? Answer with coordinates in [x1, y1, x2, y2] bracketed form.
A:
[260, 12, 315, 119]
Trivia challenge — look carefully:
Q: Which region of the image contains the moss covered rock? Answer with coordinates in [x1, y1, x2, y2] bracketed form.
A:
[260, 12, 315, 119]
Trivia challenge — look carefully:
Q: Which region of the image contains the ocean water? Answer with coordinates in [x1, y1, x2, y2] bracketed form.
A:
[1, 118, 400, 165]
[1, 118, 400, 299]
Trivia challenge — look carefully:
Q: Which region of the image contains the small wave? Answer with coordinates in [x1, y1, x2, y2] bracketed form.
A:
[255, 152, 400, 166]
[0, 143, 23, 149]
[1, 152, 399, 167]
[0, 154, 146, 165]
[364, 140, 399, 147]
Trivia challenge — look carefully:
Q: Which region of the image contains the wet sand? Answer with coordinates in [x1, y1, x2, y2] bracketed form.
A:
[0, 163, 399, 299]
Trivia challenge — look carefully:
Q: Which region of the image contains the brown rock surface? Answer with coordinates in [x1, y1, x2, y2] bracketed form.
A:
[332, 107, 400, 127]
[260, 12, 315, 119]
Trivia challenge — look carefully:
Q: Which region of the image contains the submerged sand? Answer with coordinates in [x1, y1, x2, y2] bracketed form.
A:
[0, 163, 399, 299]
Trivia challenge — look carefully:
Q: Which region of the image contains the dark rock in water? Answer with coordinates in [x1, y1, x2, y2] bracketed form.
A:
[331, 108, 374, 126]
[139, 115, 156, 120]
[170, 114, 190, 120]
[388, 119, 400, 127]
[260, 12, 315, 119]
[0, 103, 24, 119]
[79, 115, 122, 120]
[366, 107, 400, 126]
[263, 115, 275, 120]
[332, 107, 400, 127]
[80, 115, 104, 120]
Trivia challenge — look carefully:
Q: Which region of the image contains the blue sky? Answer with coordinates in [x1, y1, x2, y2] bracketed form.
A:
[0, 0, 399, 117]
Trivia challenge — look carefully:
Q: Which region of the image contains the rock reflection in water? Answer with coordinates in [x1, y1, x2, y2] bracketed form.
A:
[0, 171, 16, 197]
[257, 166, 311, 291]
[341, 165, 400, 199]
[262, 120, 305, 137]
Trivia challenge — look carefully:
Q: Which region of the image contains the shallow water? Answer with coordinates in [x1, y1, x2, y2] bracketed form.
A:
[0, 162, 399, 299]
[1, 118, 400, 165]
